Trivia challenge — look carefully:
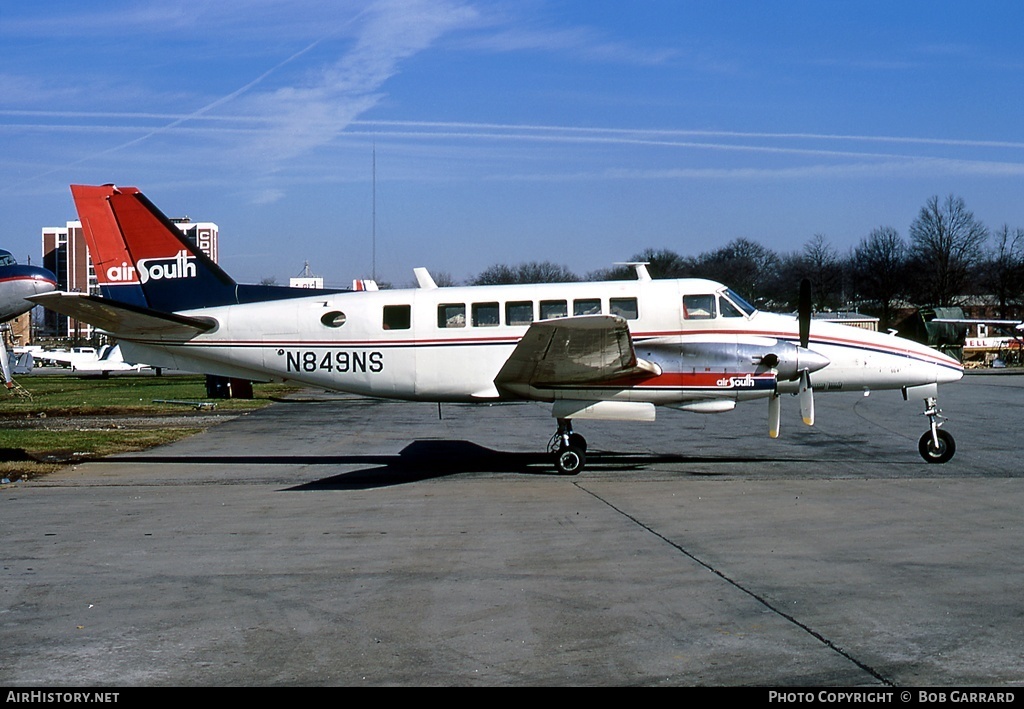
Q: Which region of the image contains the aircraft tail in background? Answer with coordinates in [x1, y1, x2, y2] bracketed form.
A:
[70, 184, 343, 312]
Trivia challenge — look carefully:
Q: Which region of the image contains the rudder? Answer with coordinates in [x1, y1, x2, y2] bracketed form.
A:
[71, 184, 236, 312]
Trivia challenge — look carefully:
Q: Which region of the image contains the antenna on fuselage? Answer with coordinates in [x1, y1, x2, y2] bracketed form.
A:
[414, 267, 438, 289]
[614, 262, 652, 281]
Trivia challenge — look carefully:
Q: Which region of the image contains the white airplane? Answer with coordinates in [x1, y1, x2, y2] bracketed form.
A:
[41, 345, 99, 368]
[0, 249, 57, 387]
[31, 184, 964, 472]
[44, 344, 147, 375]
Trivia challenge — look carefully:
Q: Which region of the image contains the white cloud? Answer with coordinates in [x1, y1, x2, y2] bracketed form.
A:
[231, 0, 479, 172]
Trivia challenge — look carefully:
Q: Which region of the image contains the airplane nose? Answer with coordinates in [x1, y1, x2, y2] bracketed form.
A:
[935, 356, 964, 384]
[797, 347, 830, 374]
[33, 279, 56, 296]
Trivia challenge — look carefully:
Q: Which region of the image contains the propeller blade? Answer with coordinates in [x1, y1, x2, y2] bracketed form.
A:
[798, 369, 815, 426]
[768, 391, 781, 438]
[798, 278, 811, 349]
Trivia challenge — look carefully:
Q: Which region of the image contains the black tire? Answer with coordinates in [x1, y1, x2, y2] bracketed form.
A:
[555, 446, 586, 475]
[919, 429, 955, 464]
[568, 433, 587, 452]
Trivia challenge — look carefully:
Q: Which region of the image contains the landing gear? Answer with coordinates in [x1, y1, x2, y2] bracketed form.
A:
[549, 419, 587, 475]
[919, 429, 955, 464]
[919, 396, 955, 464]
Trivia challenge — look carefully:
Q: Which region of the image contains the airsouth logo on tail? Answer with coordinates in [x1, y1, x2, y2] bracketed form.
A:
[106, 250, 197, 285]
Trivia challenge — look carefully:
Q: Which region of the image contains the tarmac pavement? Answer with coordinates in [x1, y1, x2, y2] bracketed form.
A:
[2, 373, 1022, 686]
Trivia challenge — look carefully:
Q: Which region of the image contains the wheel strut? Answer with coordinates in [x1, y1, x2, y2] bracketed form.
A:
[919, 396, 955, 464]
[550, 418, 587, 474]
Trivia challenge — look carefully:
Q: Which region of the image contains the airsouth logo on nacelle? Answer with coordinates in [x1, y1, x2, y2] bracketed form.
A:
[105, 250, 197, 284]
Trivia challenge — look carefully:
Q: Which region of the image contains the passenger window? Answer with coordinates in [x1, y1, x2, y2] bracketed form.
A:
[573, 298, 601, 316]
[382, 304, 411, 330]
[472, 302, 499, 327]
[540, 300, 568, 320]
[683, 294, 716, 320]
[438, 303, 466, 328]
[610, 297, 638, 320]
[506, 301, 534, 326]
[321, 311, 347, 328]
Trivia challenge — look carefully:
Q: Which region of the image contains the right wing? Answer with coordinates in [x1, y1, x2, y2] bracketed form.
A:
[495, 315, 660, 394]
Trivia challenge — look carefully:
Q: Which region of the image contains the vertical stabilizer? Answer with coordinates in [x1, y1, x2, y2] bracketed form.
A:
[72, 184, 235, 311]
[70, 184, 344, 312]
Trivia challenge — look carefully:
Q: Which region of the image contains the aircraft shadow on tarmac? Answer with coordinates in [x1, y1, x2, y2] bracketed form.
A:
[115, 439, 819, 490]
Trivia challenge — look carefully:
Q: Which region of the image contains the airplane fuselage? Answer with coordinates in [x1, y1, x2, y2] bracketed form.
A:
[118, 277, 963, 409]
[0, 265, 57, 322]
[37, 184, 965, 468]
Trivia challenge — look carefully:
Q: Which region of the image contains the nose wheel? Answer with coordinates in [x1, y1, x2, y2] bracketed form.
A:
[919, 396, 955, 464]
[550, 419, 587, 475]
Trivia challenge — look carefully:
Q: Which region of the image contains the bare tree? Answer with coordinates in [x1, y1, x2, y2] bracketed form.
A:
[695, 238, 780, 307]
[980, 224, 1024, 317]
[908, 194, 989, 306]
[431, 270, 459, 287]
[850, 226, 907, 329]
[802, 234, 844, 311]
[472, 261, 580, 285]
[588, 248, 697, 281]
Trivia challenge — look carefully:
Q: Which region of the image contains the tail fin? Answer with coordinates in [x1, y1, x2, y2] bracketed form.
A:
[71, 184, 343, 312]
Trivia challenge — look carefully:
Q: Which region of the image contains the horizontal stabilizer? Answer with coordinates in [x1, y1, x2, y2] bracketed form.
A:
[28, 292, 215, 338]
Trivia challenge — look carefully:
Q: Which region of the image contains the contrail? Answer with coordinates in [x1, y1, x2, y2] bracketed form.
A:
[7, 112, 1022, 152]
[1, 37, 329, 192]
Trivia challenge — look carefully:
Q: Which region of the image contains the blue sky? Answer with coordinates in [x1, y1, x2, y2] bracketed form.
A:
[3, 1, 1024, 288]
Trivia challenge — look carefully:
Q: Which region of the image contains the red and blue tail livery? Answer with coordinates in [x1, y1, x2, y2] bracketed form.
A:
[71, 184, 342, 312]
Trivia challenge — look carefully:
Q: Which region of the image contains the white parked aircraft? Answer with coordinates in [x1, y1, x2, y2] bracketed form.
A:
[40, 346, 99, 368]
[31, 185, 964, 472]
[43, 344, 147, 375]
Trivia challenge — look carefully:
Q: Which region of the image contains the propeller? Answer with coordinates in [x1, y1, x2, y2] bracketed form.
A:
[797, 278, 815, 426]
[760, 351, 783, 438]
[798, 369, 814, 426]
[768, 390, 781, 438]
[799, 278, 811, 349]
[765, 278, 818, 436]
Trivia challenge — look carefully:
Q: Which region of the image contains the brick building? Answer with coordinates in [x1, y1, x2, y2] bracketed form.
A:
[40, 218, 218, 339]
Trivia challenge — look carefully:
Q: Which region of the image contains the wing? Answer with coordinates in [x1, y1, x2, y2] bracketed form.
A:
[495, 315, 660, 394]
[28, 292, 215, 338]
[41, 351, 76, 366]
[933, 317, 1023, 331]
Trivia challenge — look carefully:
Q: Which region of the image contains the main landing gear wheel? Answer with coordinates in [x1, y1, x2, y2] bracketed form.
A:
[919, 429, 955, 464]
[555, 445, 586, 475]
[550, 419, 587, 475]
[568, 433, 587, 452]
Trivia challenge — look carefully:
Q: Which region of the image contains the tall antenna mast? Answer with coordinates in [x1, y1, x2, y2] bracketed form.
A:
[372, 141, 377, 282]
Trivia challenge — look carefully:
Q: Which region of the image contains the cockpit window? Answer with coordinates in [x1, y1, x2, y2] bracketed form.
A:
[0, 251, 15, 267]
[723, 289, 756, 316]
[683, 294, 716, 320]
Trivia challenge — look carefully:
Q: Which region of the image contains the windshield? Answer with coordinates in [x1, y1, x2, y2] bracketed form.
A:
[722, 289, 757, 316]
